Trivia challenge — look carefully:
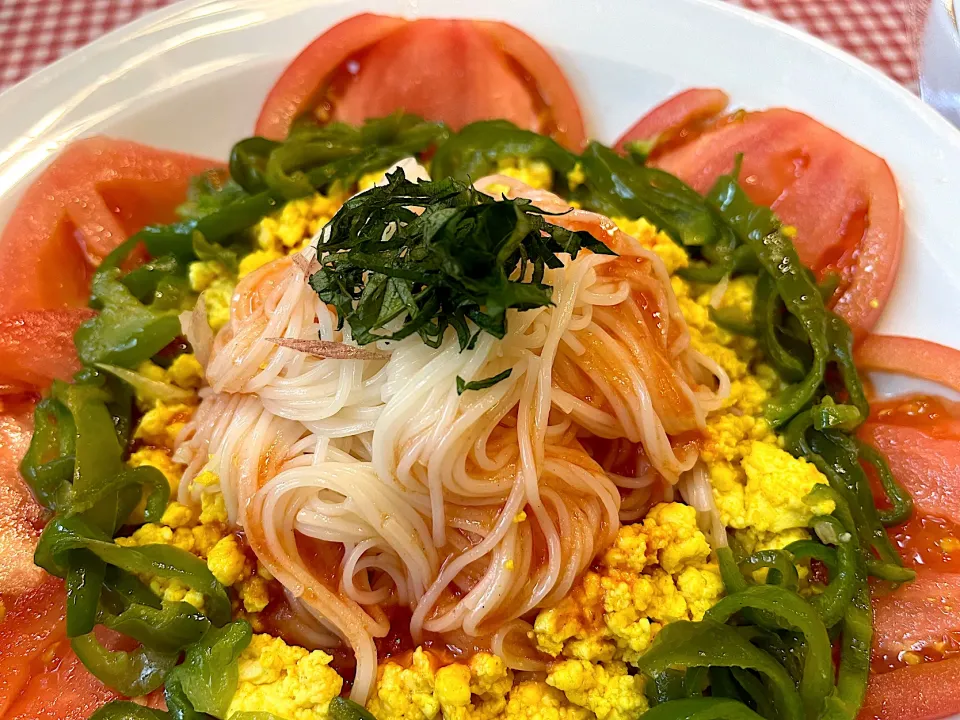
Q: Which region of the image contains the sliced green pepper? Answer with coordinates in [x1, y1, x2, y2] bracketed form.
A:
[71, 632, 177, 696]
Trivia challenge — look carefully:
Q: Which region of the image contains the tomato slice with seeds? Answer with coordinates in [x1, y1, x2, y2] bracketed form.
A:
[255, 14, 586, 149]
[647, 105, 902, 338]
[613, 88, 730, 157]
[0, 137, 222, 314]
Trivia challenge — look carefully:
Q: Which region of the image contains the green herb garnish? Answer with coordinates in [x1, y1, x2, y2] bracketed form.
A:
[456, 369, 513, 395]
[309, 169, 614, 352]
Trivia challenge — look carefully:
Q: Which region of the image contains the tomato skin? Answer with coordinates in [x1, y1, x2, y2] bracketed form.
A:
[872, 570, 960, 662]
[255, 13, 407, 140]
[0, 136, 221, 314]
[653, 107, 902, 338]
[860, 656, 960, 720]
[473, 20, 587, 150]
[334, 19, 538, 133]
[613, 88, 729, 155]
[857, 335, 960, 394]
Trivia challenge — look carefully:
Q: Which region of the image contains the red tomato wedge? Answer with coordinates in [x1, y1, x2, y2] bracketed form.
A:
[613, 88, 730, 155]
[0, 396, 46, 597]
[651, 107, 902, 338]
[471, 20, 586, 150]
[0, 309, 95, 392]
[333, 20, 539, 133]
[860, 656, 960, 720]
[872, 570, 960, 661]
[255, 13, 407, 141]
[861, 414, 960, 527]
[0, 137, 221, 314]
[857, 335, 960, 394]
[0, 580, 119, 719]
[255, 14, 586, 149]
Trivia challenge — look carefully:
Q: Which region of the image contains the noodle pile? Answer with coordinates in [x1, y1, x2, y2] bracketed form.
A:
[173, 169, 729, 702]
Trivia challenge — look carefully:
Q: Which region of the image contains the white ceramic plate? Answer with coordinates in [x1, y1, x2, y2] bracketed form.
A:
[0, 0, 958, 398]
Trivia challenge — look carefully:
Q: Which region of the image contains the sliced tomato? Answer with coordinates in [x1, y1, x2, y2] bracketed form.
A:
[0, 396, 47, 597]
[0, 309, 96, 392]
[873, 570, 960, 662]
[0, 580, 119, 719]
[613, 88, 729, 155]
[473, 20, 586, 149]
[255, 14, 585, 149]
[0, 137, 222, 314]
[861, 417, 960, 528]
[860, 656, 960, 720]
[255, 13, 407, 140]
[652, 107, 902, 338]
[334, 19, 538, 132]
[857, 335, 960, 394]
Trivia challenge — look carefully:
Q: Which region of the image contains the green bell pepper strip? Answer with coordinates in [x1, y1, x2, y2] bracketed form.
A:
[71, 632, 178, 696]
[638, 620, 804, 720]
[49, 380, 169, 526]
[103, 566, 163, 609]
[20, 397, 75, 510]
[329, 698, 380, 720]
[648, 668, 689, 706]
[828, 579, 872, 719]
[705, 585, 833, 720]
[99, 601, 211, 654]
[737, 549, 800, 591]
[163, 676, 208, 720]
[805, 516, 858, 629]
[707, 161, 827, 427]
[784, 540, 839, 578]
[708, 668, 747, 704]
[811, 401, 862, 433]
[66, 550, 106, 637]
[752, 272, 807, 383]
[730, 667, 778, 719]
[35, 516, 231, 625]
[639, 698, 767, 720]
[230, 136, 281, 194]
[825, 312, 869, 423]
[708, 306, 757, 337]
[166, 621, 252, 720]
[76, 268, 184, 368]
[856, 438, 913, 526]
[784, 413, 908, 576]
[88, 701, 168, 720]
[431, 119, 577, 182]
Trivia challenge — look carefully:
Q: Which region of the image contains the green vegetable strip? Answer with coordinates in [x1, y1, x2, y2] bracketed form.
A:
[753, 273, 807, 383]
[88, 702, 168, 720]
[329, 697, 381, 720]
[71, 632, 177, 696]
[706, 586, 833, 719]
[738, 549, 800, 591]
[100, 601, 211, 654]
[638, 620, 804, 720]
[857, 439, 913, 526]
[784, 540, 839, 578]
[66, 551, 106, 637]
[707, 162, 828, 427]
[35, 516, 231, 625]
[639, 698, 767, 720]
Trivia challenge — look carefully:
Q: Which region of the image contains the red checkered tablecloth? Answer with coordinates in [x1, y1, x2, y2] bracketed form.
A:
[0, 0, 930, 92]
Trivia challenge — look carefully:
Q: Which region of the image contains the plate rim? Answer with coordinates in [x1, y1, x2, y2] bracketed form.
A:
[1, 0, 958, 146]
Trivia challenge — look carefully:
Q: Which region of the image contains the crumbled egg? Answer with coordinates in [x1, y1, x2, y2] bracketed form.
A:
[546, 660, 647, 720]
[612, 217, 689, 275]
[369, 649, 515, 720]
[496, 157, 554, 190]
[228, 633, 343, 720]
[504, 681, 592, 720]
[666, 266, 835, 536]
[534, 502, 723, 665]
